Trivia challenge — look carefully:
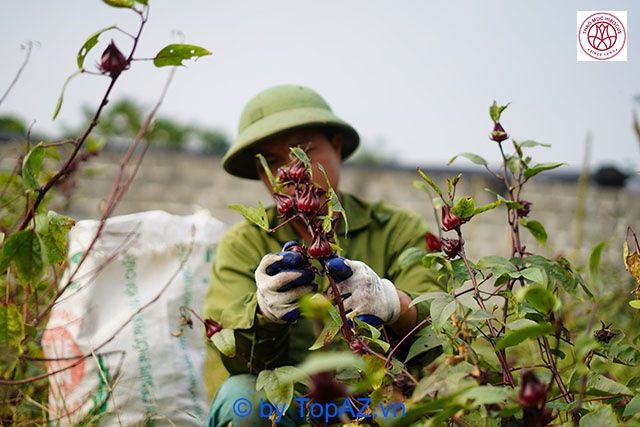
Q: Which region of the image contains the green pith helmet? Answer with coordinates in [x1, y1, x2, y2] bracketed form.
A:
[222, 85, 360, 179]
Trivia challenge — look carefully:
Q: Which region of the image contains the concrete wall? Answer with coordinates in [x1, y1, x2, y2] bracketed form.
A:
[1, 144, 638, 267]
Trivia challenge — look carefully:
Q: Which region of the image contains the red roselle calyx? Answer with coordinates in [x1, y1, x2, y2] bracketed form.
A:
[289, 160, 310, 183]
[490, 122, 508, 143]
[441, 205, 463, 231]
[517, 200, 532, 218]
[308, 233, 334, 259]
[425, 232, 442, 252]
[441, 238, 461, 259]
[276, 167, 292, 183]
[99, 40, 128, 76]
[204, 318, 222, 339]
[296, 185, 321, 213]
[308, 372, 347, 404]
[518, 371, 547, 408]
[274, 193, 295, 217]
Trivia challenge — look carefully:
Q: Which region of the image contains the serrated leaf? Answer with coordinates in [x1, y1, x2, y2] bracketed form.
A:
[512, 267, 546, 284]
[77, 25, 116, 69]
[472, 199, 505, 216]
[495, 322, 553, 350]
[102, 0, 134, 7]
[39, 211, 75, 266]
[430, 295, 456, 329]
[489, 101, 510, 123]
[211, 328, 235, 357]
[520, 219, 547, 245]
[417, 168, 443, 200]
[228, 202, 269, 230]
[410, 291, 450, 307]
[523, 162, 565, 180]
[452, 196, 475, 219]
[477, 256, 517, 277]
[0, 230, 46, 285]
[22, 144, 46, 190]
[448, 152, 488, 167]
[256, 369, 294, 411]
[153, 44, 212, 67]
[0, 304, 24, 377]
[53, 70, 82, 120]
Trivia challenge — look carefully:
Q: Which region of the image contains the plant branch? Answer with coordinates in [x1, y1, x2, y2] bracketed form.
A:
[0, 41, 34, 108]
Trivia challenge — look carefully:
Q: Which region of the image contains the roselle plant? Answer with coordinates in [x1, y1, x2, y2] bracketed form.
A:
[216, 103, 640, 426]
[0, 0, 210, 423]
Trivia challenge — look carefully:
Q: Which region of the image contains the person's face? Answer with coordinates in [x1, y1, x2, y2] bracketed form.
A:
[254, 128, 343, 195]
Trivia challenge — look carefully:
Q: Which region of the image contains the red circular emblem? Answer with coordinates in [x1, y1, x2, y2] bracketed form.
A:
[578, 12, 626, 60]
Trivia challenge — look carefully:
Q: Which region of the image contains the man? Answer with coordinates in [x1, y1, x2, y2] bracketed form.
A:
[204, 85, 437, 426]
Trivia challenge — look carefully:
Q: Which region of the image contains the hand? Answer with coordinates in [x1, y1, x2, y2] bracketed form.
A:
[255, 243, 317, 323]
[325, 256, 401, 326]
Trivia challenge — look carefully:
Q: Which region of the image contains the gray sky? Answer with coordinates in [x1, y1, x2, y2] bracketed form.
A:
[1, 1, 638, 170]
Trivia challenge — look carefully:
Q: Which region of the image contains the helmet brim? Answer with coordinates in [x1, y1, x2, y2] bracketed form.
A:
[222, 106, 359, 180]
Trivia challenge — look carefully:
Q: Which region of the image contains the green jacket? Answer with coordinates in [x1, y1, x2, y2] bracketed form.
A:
[203, 192, 438, 394]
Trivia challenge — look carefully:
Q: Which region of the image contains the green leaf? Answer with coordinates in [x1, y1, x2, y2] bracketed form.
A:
[153, 44, 212, 67]
[134, 0, 148, 4]
[255, 153, 277, 188]
[512, 267, 546, 284]
[523, 162, 565, 180]
[515, 285, 559, 314]
[452, 197, 475, 219]
[256, 369, 294, 411]
[519, 219, 547, 245]
[317, 164, 348, 235]
[102, 0, 134, 8]
[517, 140, 551, 148]
[290, 146, 311, 170]
[0, 304, 24, 377]
[451, 258, 471, 283]
[472, 199, 505, 216]
[38, 212, 75, 266]
[77, 25, 116, 69]
[629, 300, 640, 309]
[21, 144, 46, 190]
[448, 152, 488, 167]
[588, 241, 607, 287]
[228, 202, 269, 230]
[53, 70, 82, 120]
[406, 326, 443, 362]
[0, 230, 46, 285]
[297, 351, 365, 375]
[210, 328, 236, 357]
[458, 385, 513, 407]
[477, 256, 518, 277]
[328, 186, 348, 235]
[399, 247, 428, 271]
[430, 295, 457, 329]
[417, 168, 443, 200]
[410, 291, 450, 307]
[623, 394, 640, 417]
[86, 135, 107, 154]
[308, 310, 341, 350]
[489, 101, 510, 123]
[495, 322, 553, 350]
[576, 373, 633, 396]
[579, 405, 619, 426]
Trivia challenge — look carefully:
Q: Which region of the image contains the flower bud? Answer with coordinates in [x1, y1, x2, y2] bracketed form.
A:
[349, 339, 366, 354]
[441, 205, 462, 231]
[204, 318, 222, 339]
[296, 185, 321, 213]
[518, 371, 547, 408]
[289, 160, 309, 183]
[274, 193, 295, 217]
[490, 122, 508, 143]
[441, 238, 461, 259]
[98, 40, 128, 76]
[308, 233, 334, 259]
[276, 167, 292, 183]
[308, 372, 347, 404]
[517, 200, 532, 218]
[425, 232, 442, 252]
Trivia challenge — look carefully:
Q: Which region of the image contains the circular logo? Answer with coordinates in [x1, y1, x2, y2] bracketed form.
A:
[578, 12, 626, 60]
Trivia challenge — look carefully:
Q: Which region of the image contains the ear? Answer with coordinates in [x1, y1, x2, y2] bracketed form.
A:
[329, 132, 343, 154]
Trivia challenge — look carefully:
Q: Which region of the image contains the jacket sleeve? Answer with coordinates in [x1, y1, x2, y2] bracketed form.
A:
[202, 224, 290, 375]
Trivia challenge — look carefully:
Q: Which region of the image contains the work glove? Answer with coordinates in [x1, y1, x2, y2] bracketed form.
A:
[255, 242, 317, 323]
[325, 256, 401, 326]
